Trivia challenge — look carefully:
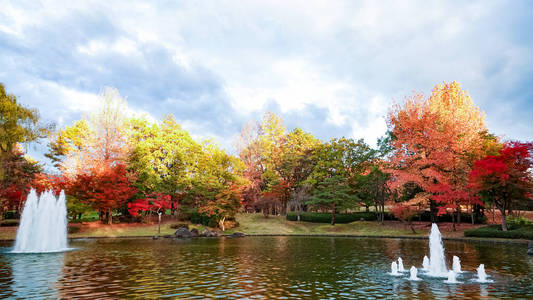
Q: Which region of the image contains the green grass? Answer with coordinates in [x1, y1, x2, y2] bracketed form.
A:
[68, 222, 207, 238]
[224, 213, 423, 236]
[464, 224, 533, 240]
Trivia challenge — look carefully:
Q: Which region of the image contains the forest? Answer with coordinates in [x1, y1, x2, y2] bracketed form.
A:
[1, 81, 532, 232]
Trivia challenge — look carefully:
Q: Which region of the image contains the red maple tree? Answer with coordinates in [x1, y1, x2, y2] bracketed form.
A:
[67, 163, 137, 224]
[469, 141, 533, 231]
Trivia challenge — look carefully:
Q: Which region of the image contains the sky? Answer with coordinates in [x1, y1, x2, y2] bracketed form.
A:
[1, 0, 532, 169]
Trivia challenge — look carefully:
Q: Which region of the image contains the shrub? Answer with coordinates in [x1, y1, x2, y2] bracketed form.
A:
[2, 211, 19, 220]
[170, 223, 189, 230]
[417, 211, 485, 224]
[507, 215, 533, 229]
[68, 226, 81, 234]
[286, 212, 394, 223]
[464, 224, 533, 239]
[0, 219, 19, 227]
[190, 210, 218, 227]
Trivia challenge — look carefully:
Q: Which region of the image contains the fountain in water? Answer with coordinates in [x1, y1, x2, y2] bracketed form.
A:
[445, 270, 458, 283]
[422, 255, 429, 271]
[409, 266, 420, 281]
[476, 264, 492, 283]
[452, 256, 462, 273]
[397, 257, 406, 272]
[12, 189, 68, 253]
[390, 262, 400, 276]
[427, 223, 448, 277]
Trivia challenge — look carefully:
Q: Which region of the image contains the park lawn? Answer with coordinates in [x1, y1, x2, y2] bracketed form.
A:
[0, 213, 487, 240]
[224, 213, 426, 236]
[68, 222, 207, 238]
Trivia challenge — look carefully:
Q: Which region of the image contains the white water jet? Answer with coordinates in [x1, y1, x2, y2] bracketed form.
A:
[409, 266, 420, 281]
[476, 264, 492, 283]
[445, 270, 458, 283]
[13, 189, 68, 253]
[422, 255, 429, 271]
[390, 261, 400, 276]
[452, 256, 462, 273]
[398, 257, 406, 272]
[427, 223, 448, 277]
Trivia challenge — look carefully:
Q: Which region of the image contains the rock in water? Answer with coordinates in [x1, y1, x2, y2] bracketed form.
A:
[229, 232, 245, 238]
[190, 228, 199, 237]
[174, 227, 192, 238]
[528, 241, 533, 255]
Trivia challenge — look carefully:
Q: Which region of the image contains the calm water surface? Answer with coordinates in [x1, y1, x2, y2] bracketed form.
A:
[0, 237, 532, 299]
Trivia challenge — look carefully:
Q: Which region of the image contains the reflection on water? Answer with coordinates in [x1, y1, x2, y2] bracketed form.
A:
[1, 251, 65, 299]
[0, 237, 532, 299]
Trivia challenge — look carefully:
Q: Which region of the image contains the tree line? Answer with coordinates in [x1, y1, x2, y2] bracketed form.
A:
[1, 82, 531, 231]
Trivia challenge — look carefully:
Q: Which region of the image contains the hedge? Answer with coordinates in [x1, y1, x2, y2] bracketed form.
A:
[190, 211, 219, 227]
[464, 225, 533, 240]
[286, 212, 392, 223]
[0, 219, 19, 227]
[286, 211, 486, 224]
[68, 226, 81, 234]
[417, 211, 486, 224]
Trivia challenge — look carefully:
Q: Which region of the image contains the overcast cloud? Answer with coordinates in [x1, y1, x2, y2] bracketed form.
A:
[1, 0, 532, 168]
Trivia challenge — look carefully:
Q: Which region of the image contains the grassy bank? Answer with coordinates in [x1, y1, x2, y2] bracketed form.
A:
[0, 213, 503, 241]
[465, 224, 533, 239]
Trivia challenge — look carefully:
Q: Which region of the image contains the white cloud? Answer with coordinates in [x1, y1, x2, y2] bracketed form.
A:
[1, 0, 532, 161]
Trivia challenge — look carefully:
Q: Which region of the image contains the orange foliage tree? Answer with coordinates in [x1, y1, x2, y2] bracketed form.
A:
[387, 82, 487, 228]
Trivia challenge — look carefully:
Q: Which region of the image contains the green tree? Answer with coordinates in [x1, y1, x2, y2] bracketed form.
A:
[306, 138, 373, 225]
[128, 115, 197, 199]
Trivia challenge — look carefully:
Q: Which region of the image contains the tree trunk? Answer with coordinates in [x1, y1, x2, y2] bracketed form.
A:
[500, 208, 508, 232]
[381, 203, 385, 225]
[457, 207, 461, 225]
[220, 216, 226, 231]
[451, 211, 456, 232]
[430, 201, 437, 223]
[408, 220, 416, 234]
[470, 203, 474, 225]
[331, 202, 336, 226]
[107, 210, 112, 225]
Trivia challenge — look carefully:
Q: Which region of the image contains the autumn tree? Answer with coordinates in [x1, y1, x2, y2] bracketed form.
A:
[236, 113, 319, 215]
[236, 120, 264, 211]
[199, 183, 243, 231]
[0, 83, 52, 158]
[47, 87, 130, 176]
[469, 142, 533, 231]
[47, 87, 134, 222]
[387, 81, 487, 229]
[0, 147, 42, 217]
[0, 83, 51, 217]
[67, 163, 137, 224]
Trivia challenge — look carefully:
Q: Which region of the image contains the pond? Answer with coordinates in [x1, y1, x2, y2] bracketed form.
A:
[0, 237, 532, 299]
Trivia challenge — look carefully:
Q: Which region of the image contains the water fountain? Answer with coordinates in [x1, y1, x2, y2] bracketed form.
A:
[422, 255, 429, 271]
[388, 223, 493, 285]
[397, 257, 406, 272]
[390, 262, 400, 276]
[445, 270, 458, 283]
[452, 256, 462, 273]
[427, 223, 448, 277]
[476, 264, 492, 283]
[409, 266, 420, 281]
[12, 189, 68, 253]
